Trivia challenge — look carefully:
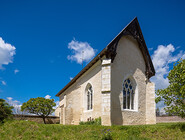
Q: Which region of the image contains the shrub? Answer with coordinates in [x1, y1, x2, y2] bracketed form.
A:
[79, 117, 101, 125]
[0, 99, 13, 123]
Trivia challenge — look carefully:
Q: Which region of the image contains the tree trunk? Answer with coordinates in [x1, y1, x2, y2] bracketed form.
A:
[43, 116, 46, 124]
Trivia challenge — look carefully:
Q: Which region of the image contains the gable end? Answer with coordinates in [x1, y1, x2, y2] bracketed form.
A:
[56, 17, 155, 97]
[105, 17, 155, 79]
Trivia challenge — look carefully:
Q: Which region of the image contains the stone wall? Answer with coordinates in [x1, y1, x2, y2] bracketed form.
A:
[13, 114, 60, 124]
[111, 36, 149, 125]
[156, 116, 185, 123]
[59, 60, 102, 125]
[101, 59, 111, 126]
[55, 106, 60, 117]
[57, 35, 156, 126]
[145, 82, 156, 124]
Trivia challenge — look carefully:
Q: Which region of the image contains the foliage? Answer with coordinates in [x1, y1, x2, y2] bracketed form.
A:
[0, 120, 185, 139]
[79, 117, 101, 125]
[0, 99, 13, 123]
[156, 59, 185, 118]
[21, 97, 56, 124]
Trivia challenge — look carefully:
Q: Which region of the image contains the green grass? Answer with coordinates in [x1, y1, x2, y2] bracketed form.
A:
[0, 120, 185, 140]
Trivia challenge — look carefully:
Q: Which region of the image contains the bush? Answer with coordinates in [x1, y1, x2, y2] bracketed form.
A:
[0, 99, 13, 123]
[79, 117, 101, 125]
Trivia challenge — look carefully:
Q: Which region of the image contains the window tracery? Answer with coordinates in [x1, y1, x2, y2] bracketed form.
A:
[123, 78, 135, 110]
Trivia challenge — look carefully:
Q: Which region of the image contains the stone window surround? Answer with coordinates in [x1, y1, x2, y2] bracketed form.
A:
[121, 75, 138, 112]
[83, 82, 94, 112]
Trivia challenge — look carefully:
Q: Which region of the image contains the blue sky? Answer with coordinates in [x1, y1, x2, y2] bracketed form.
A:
[0, 0, 185, 111]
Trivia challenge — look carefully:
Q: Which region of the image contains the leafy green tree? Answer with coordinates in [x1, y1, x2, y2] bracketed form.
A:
[156, 59, 185, 118]
[21, 97, 56, 124]
[0, 99, 14, 123]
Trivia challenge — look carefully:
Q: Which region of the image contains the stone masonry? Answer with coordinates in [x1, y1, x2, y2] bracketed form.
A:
[101, 59, 111, 126]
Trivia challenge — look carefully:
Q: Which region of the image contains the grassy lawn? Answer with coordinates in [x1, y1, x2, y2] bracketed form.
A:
[0, 120, 185, 140]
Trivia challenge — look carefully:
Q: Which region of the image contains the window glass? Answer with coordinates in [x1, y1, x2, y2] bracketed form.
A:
[123, 78, 134, 110]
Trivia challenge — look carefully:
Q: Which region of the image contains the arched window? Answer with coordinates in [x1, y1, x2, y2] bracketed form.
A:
[87, 84, 93, 110]
[123, 78, 135, 110]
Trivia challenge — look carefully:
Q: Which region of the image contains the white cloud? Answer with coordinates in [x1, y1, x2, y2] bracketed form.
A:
[0, 37, 16, 69]
[70, 77, 73, 80]
[45, 95, 51, 99]
[159, 107, 168, 116]
[54, 101, 59, 110]
[7, 97, 13, 100]
[14, 69, 19, 74]
[67, 39, 96, 64]
[182, 54, 185, 59]
[52, 100, 60, 116]
[1, 80, 6, 85]
[151, 44, 185, 90]
[156, 100, 165, 110]
[6, 97, 22, 114]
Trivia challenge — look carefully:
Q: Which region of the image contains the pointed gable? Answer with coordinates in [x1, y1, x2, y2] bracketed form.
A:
[56, 17, 155, 96]
[105, 17, 155, 79]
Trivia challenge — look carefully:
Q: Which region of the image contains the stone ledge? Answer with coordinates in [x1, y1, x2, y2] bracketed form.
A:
[102, 59, 111, 66]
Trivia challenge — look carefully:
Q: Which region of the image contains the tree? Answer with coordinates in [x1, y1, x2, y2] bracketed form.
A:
[0, 99, 14, 123]
[21, 97, 56, 124]
[156, 59, 185, 118]
[156, 108, 160, 116]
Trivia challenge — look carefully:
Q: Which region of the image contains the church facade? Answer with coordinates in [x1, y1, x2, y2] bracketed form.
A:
[55, 17, 156, 126]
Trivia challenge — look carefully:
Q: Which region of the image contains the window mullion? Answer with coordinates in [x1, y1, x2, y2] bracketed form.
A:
[123, 79, 134, 110]
[90, 92, 92, 109]
[87, 93, 89, 110]
[130, 89, 132, 109]
[91, 92, 92, 109]
[123, 90, 124, 109]
[126, 89, 128, 109]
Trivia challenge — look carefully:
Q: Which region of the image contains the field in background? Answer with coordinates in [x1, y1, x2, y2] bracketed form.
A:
[0, 120, 185, 140]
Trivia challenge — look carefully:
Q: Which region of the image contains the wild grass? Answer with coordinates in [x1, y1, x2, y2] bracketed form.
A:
[0, 120, 185, 140]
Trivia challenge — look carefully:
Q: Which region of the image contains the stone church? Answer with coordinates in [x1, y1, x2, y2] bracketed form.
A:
[55, 17, 156, 126]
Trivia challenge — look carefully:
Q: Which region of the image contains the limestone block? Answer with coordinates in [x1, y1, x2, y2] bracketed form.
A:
[102, 59, 111, 92]
[101, 92, 111, 125]
[146, 82, 156, 124]
[102, 59, 111, 66]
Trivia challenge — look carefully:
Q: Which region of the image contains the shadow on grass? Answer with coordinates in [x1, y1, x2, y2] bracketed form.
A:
[170, 123, 185, 132]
